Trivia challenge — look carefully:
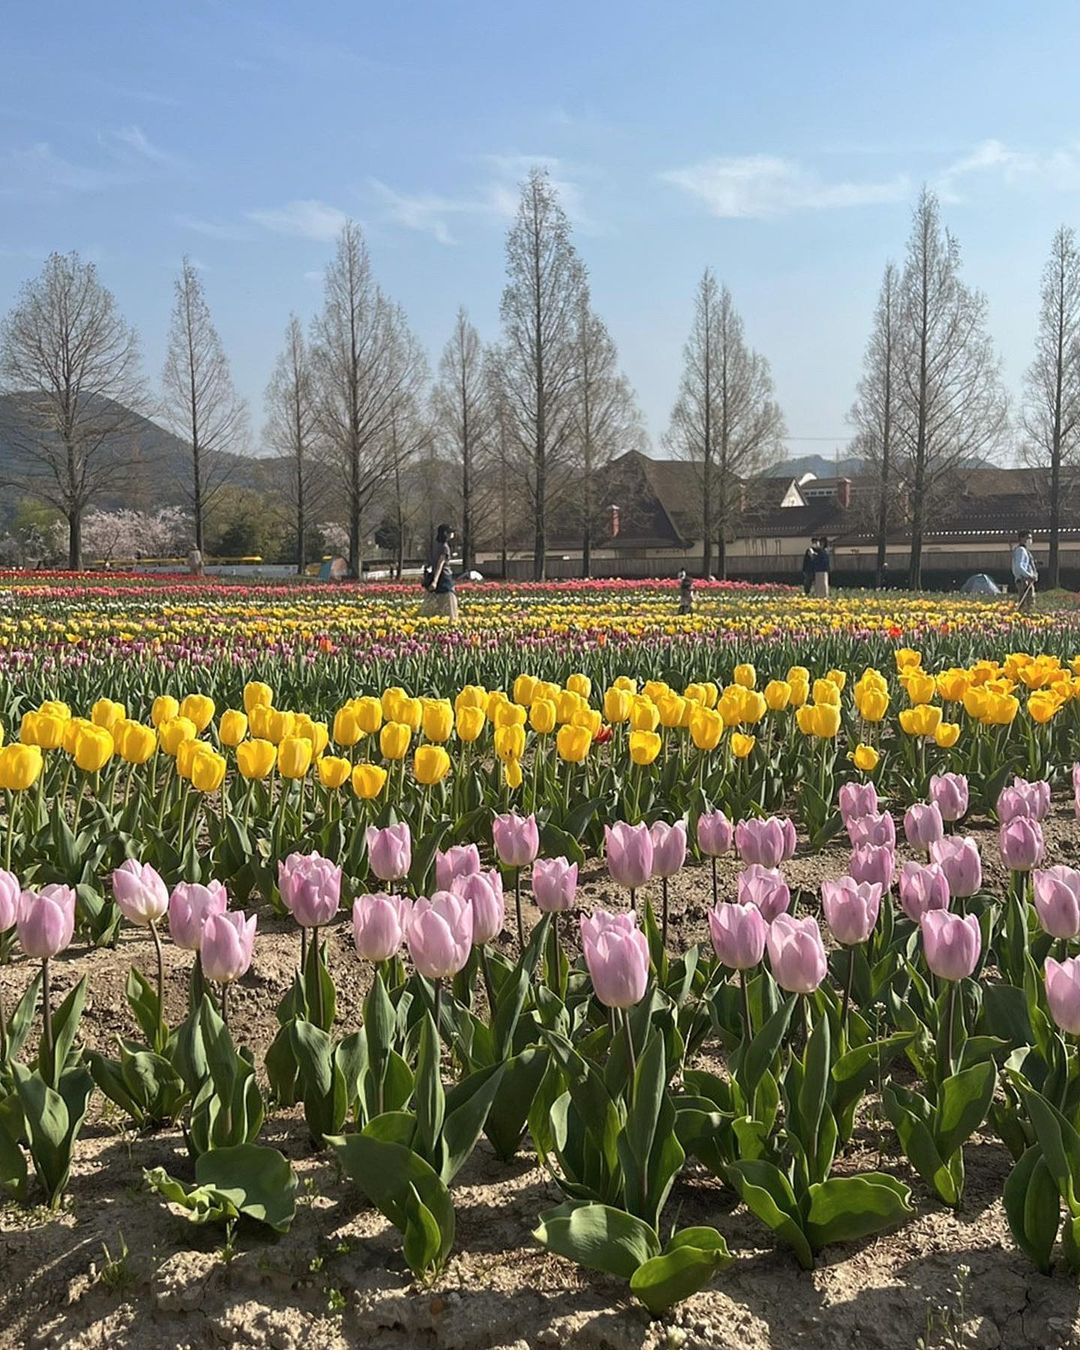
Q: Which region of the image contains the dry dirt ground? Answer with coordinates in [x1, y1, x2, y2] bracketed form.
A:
[3, 811, 1080, 1350]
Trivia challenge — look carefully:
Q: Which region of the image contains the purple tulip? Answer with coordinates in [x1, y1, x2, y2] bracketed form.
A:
[408, 891, 473, 979]
[929, 837, 982, 900]
[904, 802, 945, 853]
[453, 869, 505, 945]
[352, 892, 411, 962]
[929, 773, 969, 824]
[849, 844, 895, 893]
[278, 851, 342, 928]
[847, 811, 896, 850]
[649, 820, 687, 879]
[1033, 866, 1080, 940]
[365, 824, 412, 883]
[580, 910, 650, 1009]
[696, 810, 734, 857]
[767, 914, 827, 994]
[899, 861, 951, 923]
[492, 812, 540, 869]
[708, 901, 768, 970]
[999, 816, 1045, 872]
[111, 859, 169, 926]
[604, 821, 654, 890]
[17, 885, 76, 959]
[532, 856, 578, 913]
[821, 877, 882, 946]
[435, 844, 481, 892]
[735, 816, 797, 869]
[839, 781, 878, 826]
[920, 909, 980, 982]
[1045, 955, 1080, 1034]
[169, 880, 228, 951]
[199, 910, 257, 985]
[0, 870, 21, 931]
[998, 778, 1051, 824]
[737, 864, 791, 922]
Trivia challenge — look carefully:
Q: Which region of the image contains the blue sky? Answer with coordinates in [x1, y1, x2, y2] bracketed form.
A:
[3, 0, 1080, 461]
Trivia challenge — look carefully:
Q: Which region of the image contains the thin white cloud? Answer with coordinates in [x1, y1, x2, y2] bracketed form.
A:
[248, 199, 349, 242]
[176, 214, 254, 242]
[0, 142, 118, 199]
[103, 124, 175, 165]
[935, 138, 1080, 200]
[660, 155, 910, 218]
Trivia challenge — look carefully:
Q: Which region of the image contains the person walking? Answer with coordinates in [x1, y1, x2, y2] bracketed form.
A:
[421, 523, 459, 619]
[801, 542, 817, 596]
[812, 536, 831, 599]
[677, 568, 694, 614]
[1012, 529, 1039, 612]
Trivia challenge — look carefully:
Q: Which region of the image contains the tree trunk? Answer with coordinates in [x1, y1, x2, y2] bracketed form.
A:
[192, 443, 204, 551]
[1050, 450, 1061, 590]
[348, 441, 361, 578]
[68, 510, 81, 571]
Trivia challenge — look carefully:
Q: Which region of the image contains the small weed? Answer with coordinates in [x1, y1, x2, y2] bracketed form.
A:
[327, 1286, 346, 1314]
[98, 1233, 133, 1291]
[916, 1263, 970, 1350]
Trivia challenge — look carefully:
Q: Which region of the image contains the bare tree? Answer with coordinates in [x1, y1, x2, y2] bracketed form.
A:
[162, 258, 248, 553]
[310, 221, 427, 578]
[431, 308, 491, 572]
[850, 262, 901, 587]
[264, 315, 323, 574]
[0, 251, 147, 568]
[568, 290, 645, 576]
[1022, 226, 1080, 589]
[895, 189, 1007, 588]
[665, 271, 785, 578]
[497, 168, 587, 580]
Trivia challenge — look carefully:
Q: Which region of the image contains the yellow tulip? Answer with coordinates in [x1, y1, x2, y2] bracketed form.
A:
[689, 706, 723, 751]
[317, 755, 352, 789]
[243, 681, 274, 715]
[962, 687, 991, 721]
[455, 705, 486, 743]
[354, 697, 383, 735]
[530, 699, 558, 734]
[504, 757, 523, 790]
[739, 691, 767, 725]
[566, 673, 592, 699]
[422, 699, 454, 743]
[494, 724, 526, 762]
[92, 698, 126, 732]
[603, 688, 633, 723]
[236, 739, 276, 779]
[556, 723, 592, 763]
[683, 683, 708, 707]
[826, 669, 847, 691]
[985, 693, 1019, 726]
[1028, 692, 1061, 724]
[643, 680, 671, 704]
[629, 730, 662, 765]
[895, 648, 922, 670]
[0, 744, 42, 791]
[902, 671, 937, 705]
[116, 720, 157, 765]
[718, 691, 744, 728]
[733, 663, 756, 689]
[73, 724, 113, 772]
[534, 680, 561, 706]
[249, 704, 274, 739]
[333, 705, 362, 747]
[850, 743, 880, 772]
[158, 716, 197, 756]
[856, 689, 890, 723]
[764, 680, 792, 712]
[494, 701, 527, 729]
[788, 679, 810, 709]
[485, 690, 509, 721]
[414, 745, 451, 785]
[899, 704, 943, 737]
[556, 689, 583, 724]
[397, 697, 423, 732]
[797, 704, 841, 738]
[813, 678, 841, 707]
[787, 666, 810, 685]
[267, 709, 296, 744]
[380, 722, 411, 760]
[18, 712, 41, 746]
[657, 694, 688, 729]
[279, 735, 314, 779]
[513, 674, 538, 706]
[701, 682, 720, 710]
[351, 762, 388, 799]
[381, 686, 407, 721]
[934, 722, 961, 748]
[613, 675, 638, 694]
[176, 737, 202, 780]
[191, 746, 226, 793]
[731, 732, 756, 759]
[36, 714, 66, 750]
[573, 707, 602, 737]
[454, 685, 488, 713]
[151, 695, 180, 728]
[63, 717, 91, 755]
[295, 717, 329, 757]
[180, 694, 215, 733]
[218, 710, 248, 747]
[38, 700, 71, 722]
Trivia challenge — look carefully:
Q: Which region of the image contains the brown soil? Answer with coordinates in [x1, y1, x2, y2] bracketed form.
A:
[3, 810, 1080, 1350]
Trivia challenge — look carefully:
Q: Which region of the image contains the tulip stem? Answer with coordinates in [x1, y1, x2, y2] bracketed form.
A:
[480, 945, 496, 1013]
[661, 876, 669, 949]
[433, 978, 443, 1040]
[300, 924, 308, 976]
[739, 968, 752, 1046]
[514, 870, 523, 949]
[150, 920, 165, 1046]
[4, 792, 13, 874]
[944, 979, 957, 1079]
[630, 887, 637, 917]
[710, 857, 718, 911]
[840, 948, 856, 1038]
[621, 1007, 638, 1086]
[41, 957, 52, 1071]
[313, 928, 325, 1030]
[220, 981, 229, 1034]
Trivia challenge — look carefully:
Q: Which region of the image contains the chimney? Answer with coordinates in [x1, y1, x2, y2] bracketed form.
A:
[837, 478, 852, 509]
[609, 504, 620, 538]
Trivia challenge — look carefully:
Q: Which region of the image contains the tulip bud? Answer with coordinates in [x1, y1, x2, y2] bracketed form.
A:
[492, 812, 539, 869]
[278, 851, 342, 928]
[839, 781, 878, 826]
[847, 811, 896, 850]
[696, 810, 733, 857]
[999, 816, 1045, 872]
[899, 860, 951, 923]
[648, 820, 687, 879]
[200, 910, 256, 984]
[169, 880, 228, 950]
[112, 858, 169, 926]
[604, 821, 654, 890]
[734, 816, 797, 869]
[821, 876, 881, 946]
[532, 856, 578, 912]
[351, 762, 388, 799]
[1045, 955, 1080, 1035]
[581, 910, 650, 1008]
[366, 824, 412, 883]
[767, 914, 827, 994]
[1033, 866, 1080, 940]
[904, 802, 945, 853]
[736, 864, 790, 922]
[849, 844, 895, 892]
[408, 891, 473, 978]
[17, 884, 76, 959]
[352, 892, 411, 962]
[435, 844, 481, 892]
[708, 901, 767, 970]
[0, 870, 19, 932]
[920, 909, 980, 982]
[928, 837, 982, 899]
[453, 869, 504, 945]
[929, 773, 969, 823]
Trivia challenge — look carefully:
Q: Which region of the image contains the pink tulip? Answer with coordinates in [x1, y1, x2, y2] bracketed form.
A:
[847, 811, 896, 850]
[737, 865, 791, 922]
[278, 851, 342, 928]
[999, 816, 1045, 872]
[1033, 866, 1080, 940]
[735, 816, 797, 869]
[821, 877, 881, 946]
[1045, 955, 1080, 1034]
[492, 812, 540, 869]
[899, 861, 951, 923]
[0, 870, 21, 931]
[1073, 762, 1080, 797]
[998, 778, 1051, 824]
[696, 810, 734, 857]
[453, 869, 505, 945]
[604, 821, 654, 890]
[904, 802, 944, 853]
[352, 892, 411, 962]
[708, 901, 767, 970]
[920, 909, 980, 982]
[169, 880, 228, 951]
[839, 781, 878, 826]
[929, 837, 982, 899]
[767, 914, 827, 994]
[112, 859, 169, 926]
[532, 856, 578, 912]
[200, 910, 257, 985]
[17, 885, 76, 959]
[649, 821, 687, 879]
[365, 824, 412, 883]
[581, 910, 650, 1008]
[849, 844, 895, 893]
[435, 844, 481, 892]
[408, 891, 473, 979]
[929, 773, 969, 824]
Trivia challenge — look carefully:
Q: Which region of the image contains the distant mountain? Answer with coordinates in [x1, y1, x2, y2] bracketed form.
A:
[764, 454, 867, 481]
